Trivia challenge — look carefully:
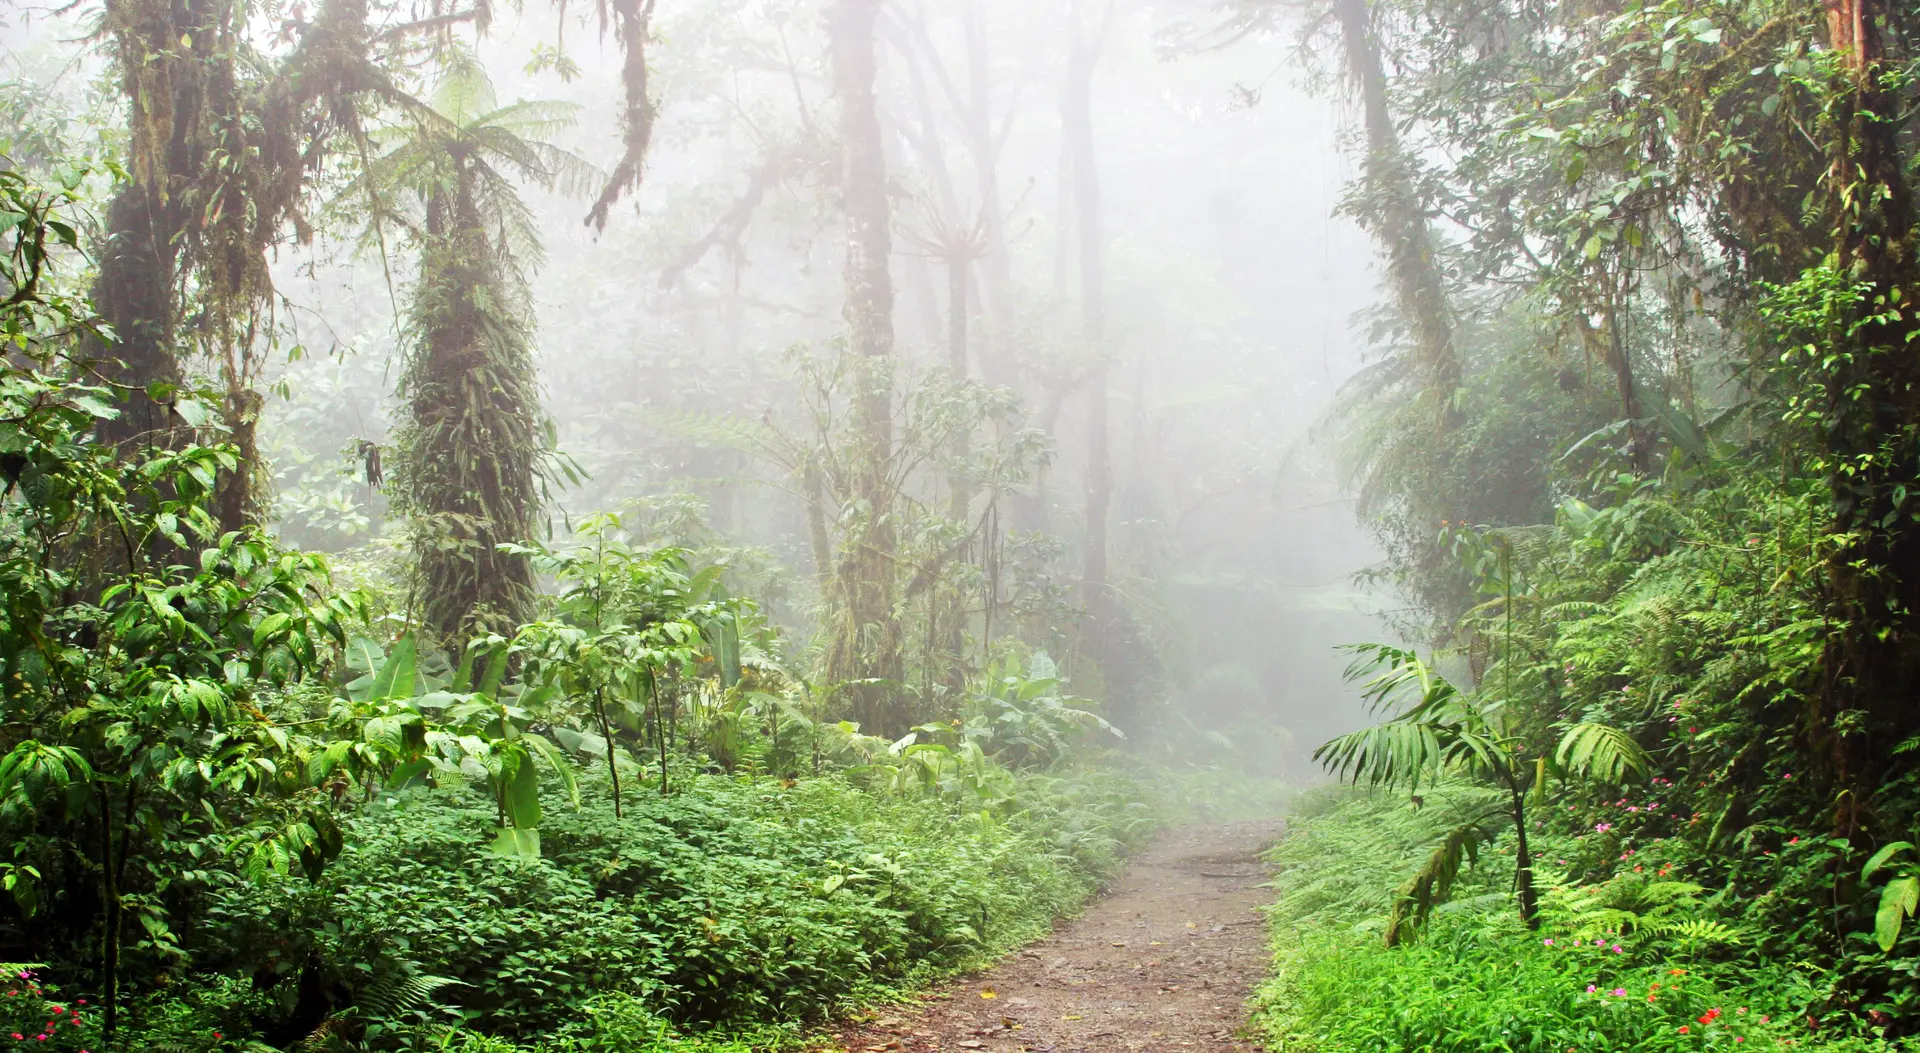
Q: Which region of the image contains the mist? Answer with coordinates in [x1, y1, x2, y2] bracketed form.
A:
[8, 0, 1388, 773]
[479, 0, 1387, 770]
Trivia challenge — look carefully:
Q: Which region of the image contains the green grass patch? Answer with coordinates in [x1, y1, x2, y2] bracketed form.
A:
[1254, 786, 1917, 1053]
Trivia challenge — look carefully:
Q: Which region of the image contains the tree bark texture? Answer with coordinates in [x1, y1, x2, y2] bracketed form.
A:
[826, 0, 906, 735]
[1816, 0, 1920, 835]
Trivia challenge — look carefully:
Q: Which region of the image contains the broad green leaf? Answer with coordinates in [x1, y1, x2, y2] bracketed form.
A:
[371, 636, 418, 701]
[1875, 875, 1919, 952]
[1863, 841, 1913, 880]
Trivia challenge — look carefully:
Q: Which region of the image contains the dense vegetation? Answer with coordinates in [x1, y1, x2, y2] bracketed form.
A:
[1245, 0, 1920, 1047]
[15, 0, 1920, 1047]
[0, 198, 1155, 1042]
[0, 129, 1159, 1053]
[0, 0, 1335, 1046]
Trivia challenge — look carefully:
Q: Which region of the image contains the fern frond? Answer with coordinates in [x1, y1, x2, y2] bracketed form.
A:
[1555, 722, 1649, 784]
[357, 971, 463, 1020]
[1645, 918, 1744, 948]
[1385, 822, 1487, 947]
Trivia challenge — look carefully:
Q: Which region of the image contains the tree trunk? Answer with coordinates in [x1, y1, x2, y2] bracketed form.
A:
[1065, 0, 1122, 722]
[1604, 281, 1652, 474]
[962, 0, 1016, 380]
[826, 0, 906, 735]
[90, 184, 183, 453]
[948, 255, 972, 520]
[1817, 0, 1920, 836]
[1508, 781, 1539, 928]
[401, 172, 542, 642]
[1332, 0, 1461, 424]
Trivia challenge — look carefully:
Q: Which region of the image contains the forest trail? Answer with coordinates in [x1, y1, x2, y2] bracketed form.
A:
[829, 821, 1281, 1053]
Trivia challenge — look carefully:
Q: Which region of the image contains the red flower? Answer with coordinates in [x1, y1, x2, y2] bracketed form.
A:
[1700, 1008, 1723, 1025]
[1679, 1026, 1690, 1034]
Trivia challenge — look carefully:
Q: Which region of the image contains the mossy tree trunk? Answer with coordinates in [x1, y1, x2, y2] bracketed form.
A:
[395, 166, 544, 642]
[824, 0, 906, 735]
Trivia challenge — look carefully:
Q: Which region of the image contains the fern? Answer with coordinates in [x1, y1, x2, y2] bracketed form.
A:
[1644, 918, 1745, 951]
[1554, 722, 1649, 784]
[1385, 822, 1488, 947]
[356, 971, 462, 1019]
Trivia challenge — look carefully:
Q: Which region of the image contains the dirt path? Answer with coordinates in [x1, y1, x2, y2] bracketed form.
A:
[830, 821, 1281, 1053]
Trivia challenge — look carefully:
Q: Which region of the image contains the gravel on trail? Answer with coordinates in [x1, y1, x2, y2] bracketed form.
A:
[829, 820, 1282, 1053]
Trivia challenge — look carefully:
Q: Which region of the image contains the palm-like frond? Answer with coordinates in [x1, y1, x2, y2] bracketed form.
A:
[1385, 822, 1487, 947]
[1318, 643, 1512, 788]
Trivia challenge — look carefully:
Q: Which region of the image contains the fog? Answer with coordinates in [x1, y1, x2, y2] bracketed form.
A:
[4, 0, 1390, 775]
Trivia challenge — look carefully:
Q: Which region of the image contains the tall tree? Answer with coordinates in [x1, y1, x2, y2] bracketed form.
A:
[90, 0, 654, 534]
[90, 0, 420, 530]
[1064, 0, 1129, 724]
[1330, 0, 1459, 427]
[365, 62, 591, 641]
[1814, 0, 1920, 831]
[825, 0, 906, 734]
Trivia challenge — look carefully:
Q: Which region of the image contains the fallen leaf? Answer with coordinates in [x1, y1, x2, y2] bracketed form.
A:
[1063, 1015, 1083, 1021]
[979, 987, 997, 1000]
[959, 1043, 985, 1050]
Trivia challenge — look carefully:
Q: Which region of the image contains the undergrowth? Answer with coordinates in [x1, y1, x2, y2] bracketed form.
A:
[166, 765, 1156, 1052]
[1255, 786, 1920, 1053]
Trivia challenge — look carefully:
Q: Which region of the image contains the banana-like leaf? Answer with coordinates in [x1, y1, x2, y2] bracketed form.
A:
[502, 748, 541, 830]
[1863, 841, 1914, 881]
[370, 637, 417, 702]
[1876, 875, 1919, 952]
[490, 826, 541, 859]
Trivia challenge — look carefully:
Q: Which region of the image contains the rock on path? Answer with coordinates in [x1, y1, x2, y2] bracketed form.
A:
[830, 820, 1281, 1053]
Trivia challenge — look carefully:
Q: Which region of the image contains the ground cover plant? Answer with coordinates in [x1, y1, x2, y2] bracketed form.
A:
[1256, 787, 1919, 1053]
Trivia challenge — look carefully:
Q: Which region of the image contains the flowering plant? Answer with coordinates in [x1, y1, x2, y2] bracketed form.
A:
[0, 967, 98, 1053]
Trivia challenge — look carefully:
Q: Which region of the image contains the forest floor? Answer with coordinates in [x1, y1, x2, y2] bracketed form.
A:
[826, 821, 1282, 1053]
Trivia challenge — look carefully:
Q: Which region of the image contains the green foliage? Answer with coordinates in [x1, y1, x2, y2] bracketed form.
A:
[0, 966, 100, 1051]
[206, 765, 1149, 1044]
[363, 57, 595, 641]
[1255, 787, 1916, 1053]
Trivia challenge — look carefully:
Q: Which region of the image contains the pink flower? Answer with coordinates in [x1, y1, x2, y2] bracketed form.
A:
[1587, 985, 1597, 993]
[1611, 988, 1627, 997]
[1544, 939, 1554, 946]
[1612, 945, 1624, 954]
